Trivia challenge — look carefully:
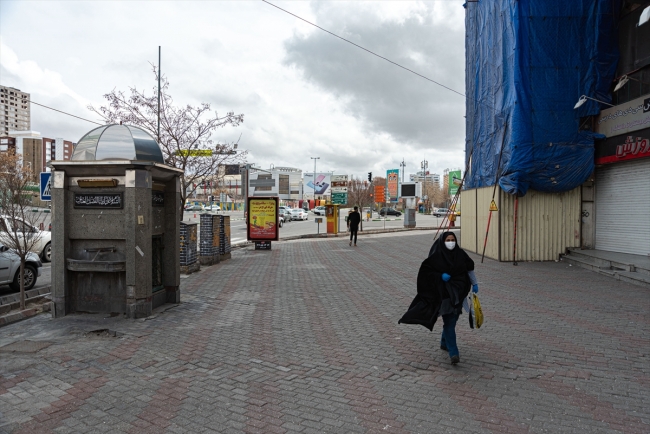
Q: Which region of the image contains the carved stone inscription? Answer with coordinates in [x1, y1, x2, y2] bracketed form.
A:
[152, 190, 165, 207]
[74, 193, 123, 209]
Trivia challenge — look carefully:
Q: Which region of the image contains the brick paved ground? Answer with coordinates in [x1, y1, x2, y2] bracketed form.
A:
[0, 231, 648, 433]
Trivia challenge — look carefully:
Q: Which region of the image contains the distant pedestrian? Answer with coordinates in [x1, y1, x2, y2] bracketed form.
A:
[347, 206, 361, 247]
[398, 231, 479, 365]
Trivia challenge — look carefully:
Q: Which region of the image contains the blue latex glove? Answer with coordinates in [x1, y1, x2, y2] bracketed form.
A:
[472, 284, 479, 293]
[441, 273, 451, 282]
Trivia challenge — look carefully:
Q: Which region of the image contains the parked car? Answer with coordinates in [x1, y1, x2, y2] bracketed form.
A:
[184, 202, 204, 212]
[279, 215, 284, 228]
[0, 215, 52, 262]
[204, 203, 221, 212]
[0, 245, 42, 291]
[379, 208, 401, 217]
[432, 208, 450, 217]
[291, 208, 308, 221]
[279, 208, 292, 222]
[313, 206, 326, 216]
[279, 206, 293, 221]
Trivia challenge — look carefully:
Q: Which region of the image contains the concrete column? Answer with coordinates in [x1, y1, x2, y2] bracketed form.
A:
[51, 170, 68, 318]
[164, 176, 181, 303]
[125, 169, 153, 318]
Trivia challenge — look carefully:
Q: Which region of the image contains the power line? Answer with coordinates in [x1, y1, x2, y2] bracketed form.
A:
[28, 100, 103, 126]
[261, 0, 466, 99]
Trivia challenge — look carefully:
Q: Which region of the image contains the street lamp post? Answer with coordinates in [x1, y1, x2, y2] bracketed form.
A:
[311, 157, 320, 202]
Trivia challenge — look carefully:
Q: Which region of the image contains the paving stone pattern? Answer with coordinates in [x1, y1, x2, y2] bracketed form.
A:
[0, 231, 648, 433]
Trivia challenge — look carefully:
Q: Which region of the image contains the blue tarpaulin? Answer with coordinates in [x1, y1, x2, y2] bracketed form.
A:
[464, 0, 620, 196]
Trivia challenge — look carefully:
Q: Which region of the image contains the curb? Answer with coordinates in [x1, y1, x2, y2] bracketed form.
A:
[278, 226, 461, 242]
[0, 299, 50, 328]
[0, 285, 52, 312]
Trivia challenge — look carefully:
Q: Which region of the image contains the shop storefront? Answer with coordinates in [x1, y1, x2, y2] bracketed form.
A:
[593, 95, 650, 256]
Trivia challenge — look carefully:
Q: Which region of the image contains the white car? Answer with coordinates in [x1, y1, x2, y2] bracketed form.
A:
[313, 206, 326, 216]
[0, 215, 52, 262]
[290, 208, 308, 221]
[0, 245, 42, 290]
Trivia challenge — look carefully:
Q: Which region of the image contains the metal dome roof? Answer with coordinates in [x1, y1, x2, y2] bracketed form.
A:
[71, 124, 164, 164]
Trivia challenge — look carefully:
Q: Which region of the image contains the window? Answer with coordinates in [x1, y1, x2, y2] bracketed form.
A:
[279, 175, 289, 195]
[255, 173, 273, 191]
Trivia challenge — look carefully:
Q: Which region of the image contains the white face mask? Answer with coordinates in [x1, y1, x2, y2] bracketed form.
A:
[445, 241, 456, 250]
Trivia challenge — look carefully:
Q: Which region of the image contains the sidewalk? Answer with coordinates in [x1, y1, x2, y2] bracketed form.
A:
[0, 231, 648, 433]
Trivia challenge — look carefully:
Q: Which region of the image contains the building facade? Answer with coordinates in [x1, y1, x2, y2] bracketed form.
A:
[0, 86, 30, 136]
[461, 0, 626, 261]
[42, 137, 75, 169]
[248, 166, 303, 202]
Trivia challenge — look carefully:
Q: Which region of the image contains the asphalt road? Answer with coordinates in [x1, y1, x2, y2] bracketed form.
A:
[183, 210, 460, 243]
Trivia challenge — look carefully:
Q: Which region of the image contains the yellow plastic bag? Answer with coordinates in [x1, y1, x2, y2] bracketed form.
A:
[472, 293, 484, 329]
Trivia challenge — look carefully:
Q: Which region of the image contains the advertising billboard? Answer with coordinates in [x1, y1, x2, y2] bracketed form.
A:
[386, 169, 399, 202]
[303, 173, 331, 197]
[448, 170, 462, 196]
[247, 197, 279, 241]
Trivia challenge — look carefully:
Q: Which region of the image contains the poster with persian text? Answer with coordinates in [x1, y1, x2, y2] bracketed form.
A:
[247, 197, 279, 241]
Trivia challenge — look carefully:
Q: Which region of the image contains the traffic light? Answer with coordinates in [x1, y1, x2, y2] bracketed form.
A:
[368, 172, 372, 182]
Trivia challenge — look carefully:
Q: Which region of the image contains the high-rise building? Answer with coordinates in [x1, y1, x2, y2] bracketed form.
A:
[0, 86, 30, 136]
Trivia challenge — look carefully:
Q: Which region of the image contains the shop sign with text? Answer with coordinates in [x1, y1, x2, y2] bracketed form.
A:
[596, 95, 650, 137]
[595, 128, 650, 165]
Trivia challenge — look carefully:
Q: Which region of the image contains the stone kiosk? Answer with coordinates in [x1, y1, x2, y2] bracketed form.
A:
[50, 124, 183, 318]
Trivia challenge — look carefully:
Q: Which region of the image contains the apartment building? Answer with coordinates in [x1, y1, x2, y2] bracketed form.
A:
[22, 137, 43, 183]
[0, 86, 30, 136]
[43, 137, 74, 166]
[1, 131, 75, 178]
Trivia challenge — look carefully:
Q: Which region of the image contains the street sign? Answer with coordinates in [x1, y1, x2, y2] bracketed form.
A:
[374, 185, 385, 202]
[331, 192, 347, 205]
[40, 172, 52, 201]
[331, 175, 348, 182]
[331, 186, 348, 193]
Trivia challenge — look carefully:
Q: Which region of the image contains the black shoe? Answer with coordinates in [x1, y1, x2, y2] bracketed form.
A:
[450, 355, 460, 365]
[440, 345, 448, 351]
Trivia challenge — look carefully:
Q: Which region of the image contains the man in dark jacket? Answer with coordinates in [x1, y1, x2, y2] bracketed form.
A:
[347, 206, 361, 247]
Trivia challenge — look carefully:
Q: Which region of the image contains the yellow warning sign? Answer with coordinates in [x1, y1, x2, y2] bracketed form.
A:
[489, 200, 499, 212]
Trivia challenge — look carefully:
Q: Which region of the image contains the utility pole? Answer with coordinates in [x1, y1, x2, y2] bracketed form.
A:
[157, 46, 161, 143]
[311, 157, 320, 203]
[400, 159, 406, 183]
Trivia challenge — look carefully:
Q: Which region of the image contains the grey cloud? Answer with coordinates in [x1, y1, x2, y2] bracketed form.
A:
[283, 4, 465, 151]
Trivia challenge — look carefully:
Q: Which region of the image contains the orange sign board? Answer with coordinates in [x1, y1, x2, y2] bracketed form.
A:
[374, 186, 385, 202]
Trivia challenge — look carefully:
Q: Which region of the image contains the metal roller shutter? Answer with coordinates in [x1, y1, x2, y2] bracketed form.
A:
[595, 159, 650, 255]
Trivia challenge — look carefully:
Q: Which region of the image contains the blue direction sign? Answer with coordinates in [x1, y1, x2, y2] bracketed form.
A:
[40, 172, 52, 201]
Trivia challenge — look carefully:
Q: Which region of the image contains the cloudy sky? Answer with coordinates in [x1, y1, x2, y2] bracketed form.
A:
[0, 0, 466, 179]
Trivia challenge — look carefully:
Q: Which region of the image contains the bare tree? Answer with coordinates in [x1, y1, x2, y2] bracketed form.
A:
[0, 152, 46, 310]
[422, 179, 445, 213]
[347, 176, 372, 209]
[89, 67, 246, 217]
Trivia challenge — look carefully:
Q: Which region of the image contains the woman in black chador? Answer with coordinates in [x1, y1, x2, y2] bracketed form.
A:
[399, 232, 478, 364]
